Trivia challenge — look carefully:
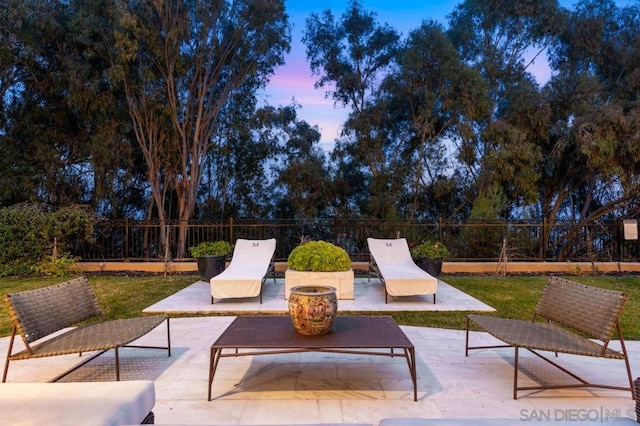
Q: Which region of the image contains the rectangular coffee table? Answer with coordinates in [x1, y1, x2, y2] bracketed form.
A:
[208, 315, 417, 401]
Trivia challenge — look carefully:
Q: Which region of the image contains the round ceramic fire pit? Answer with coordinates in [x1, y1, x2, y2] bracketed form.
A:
[288, 285, 337, 335]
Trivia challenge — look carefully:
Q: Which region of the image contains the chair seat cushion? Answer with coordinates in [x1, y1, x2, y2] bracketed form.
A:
[0, 380, 155, 426]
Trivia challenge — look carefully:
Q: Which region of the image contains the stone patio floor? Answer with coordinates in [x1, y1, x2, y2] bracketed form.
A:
[1, 277, 638, 425]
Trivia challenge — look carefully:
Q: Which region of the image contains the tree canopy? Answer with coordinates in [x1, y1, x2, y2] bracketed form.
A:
[1, 0, 638, 253]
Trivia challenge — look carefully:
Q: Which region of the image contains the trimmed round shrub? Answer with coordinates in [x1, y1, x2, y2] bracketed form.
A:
[287, 240, 351, 272]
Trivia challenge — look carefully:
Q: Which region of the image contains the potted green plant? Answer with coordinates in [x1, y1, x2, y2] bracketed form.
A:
[410, 240, 449, 277]
[189, 241, 233, 281]
[287, 240, 351, 272]
[284, 240, 354, 301]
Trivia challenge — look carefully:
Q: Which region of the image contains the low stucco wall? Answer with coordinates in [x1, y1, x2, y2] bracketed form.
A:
[73, 261, 640, 275]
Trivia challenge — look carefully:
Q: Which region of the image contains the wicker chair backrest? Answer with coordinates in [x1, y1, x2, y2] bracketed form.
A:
[535, 276, 627, 342]
[4, 276, 102, 343]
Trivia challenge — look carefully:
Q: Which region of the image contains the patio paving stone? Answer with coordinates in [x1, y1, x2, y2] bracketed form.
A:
[0, 277, 637, 425]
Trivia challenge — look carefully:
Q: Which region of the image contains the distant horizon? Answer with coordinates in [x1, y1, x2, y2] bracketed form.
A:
[260, 0, 636, 150]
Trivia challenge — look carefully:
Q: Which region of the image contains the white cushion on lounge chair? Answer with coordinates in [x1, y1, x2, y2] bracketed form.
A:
[367, 238, 438, 298]
[210, 238, 276, 300]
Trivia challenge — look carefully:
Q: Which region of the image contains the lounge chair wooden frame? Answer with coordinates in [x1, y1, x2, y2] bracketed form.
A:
[465, 276, 634, 399]
[3, 276, 170, 383]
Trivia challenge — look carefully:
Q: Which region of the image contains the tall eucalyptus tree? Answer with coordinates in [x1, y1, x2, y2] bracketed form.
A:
[110, 0, 290, 257]
[0, 0, 145, 215]
[303, 0, 400, 218]
[270, 106, 331, 220]
[385, 20, 487, 219]
[541, 0, 640, 259]
[447, 0, 563, 216]
[0, 0, 103, 207]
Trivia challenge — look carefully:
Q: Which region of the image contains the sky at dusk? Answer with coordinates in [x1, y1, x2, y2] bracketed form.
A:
[259, 0, 634, 150]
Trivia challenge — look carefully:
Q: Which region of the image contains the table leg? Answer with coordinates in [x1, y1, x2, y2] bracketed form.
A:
[404, 347, 418, 401]
[208, 347, 223, 401]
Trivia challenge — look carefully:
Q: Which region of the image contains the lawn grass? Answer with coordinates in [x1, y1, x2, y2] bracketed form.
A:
[0, 273, 638, 339]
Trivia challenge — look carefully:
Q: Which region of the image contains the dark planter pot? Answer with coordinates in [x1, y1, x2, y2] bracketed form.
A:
[197, 255, 226, 281]
[415, 257, 443, 277]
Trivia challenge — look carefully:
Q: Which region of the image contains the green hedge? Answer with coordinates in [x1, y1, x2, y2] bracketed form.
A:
[0, 204, 93, 276]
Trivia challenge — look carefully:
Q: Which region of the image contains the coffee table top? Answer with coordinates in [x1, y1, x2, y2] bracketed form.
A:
[212, 315, 414, 349]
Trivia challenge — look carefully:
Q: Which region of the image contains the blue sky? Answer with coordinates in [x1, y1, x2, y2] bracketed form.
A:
[261, 0, 460, 149]
[260, 0, 635, 149]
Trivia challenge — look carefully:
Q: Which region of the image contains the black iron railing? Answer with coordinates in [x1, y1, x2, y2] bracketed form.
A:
[71, 218, 640, 263]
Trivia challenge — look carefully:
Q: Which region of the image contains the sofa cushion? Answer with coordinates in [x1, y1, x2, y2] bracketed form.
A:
[0, 380, 155, 426]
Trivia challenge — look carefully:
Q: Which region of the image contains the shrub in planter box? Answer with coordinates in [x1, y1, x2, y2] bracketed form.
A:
[285, 240, 354, 300]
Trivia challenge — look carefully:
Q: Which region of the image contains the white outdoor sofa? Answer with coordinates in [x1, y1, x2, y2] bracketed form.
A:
[0, 380, 156, 425]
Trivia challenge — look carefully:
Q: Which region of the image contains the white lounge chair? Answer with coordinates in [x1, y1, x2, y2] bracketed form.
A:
[210, 238, 276, 303]
[367, 237, 438, 303]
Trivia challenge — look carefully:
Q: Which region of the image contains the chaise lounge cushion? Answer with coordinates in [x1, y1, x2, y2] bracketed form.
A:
[210, 238, 276, 301]
[367, 238, 438, 298]
[0, 380, 155, 426]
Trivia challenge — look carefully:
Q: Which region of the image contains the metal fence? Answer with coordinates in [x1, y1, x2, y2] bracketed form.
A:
[72, 218, 640, 263]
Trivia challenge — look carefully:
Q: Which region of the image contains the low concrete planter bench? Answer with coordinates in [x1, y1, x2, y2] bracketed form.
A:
[0, 380, 156, 425]
[3, 276, 171, 382]
[465, 276, 634, 400]
[284, 269, 355, 300]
